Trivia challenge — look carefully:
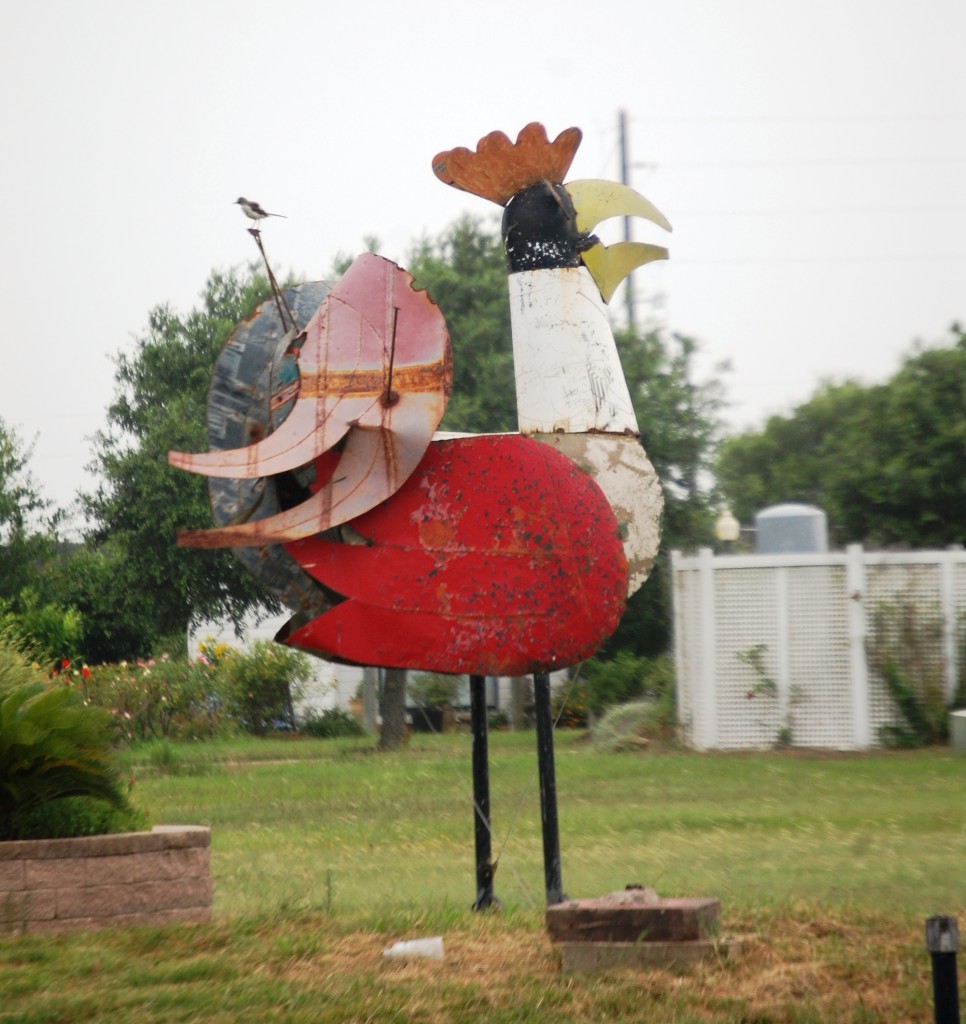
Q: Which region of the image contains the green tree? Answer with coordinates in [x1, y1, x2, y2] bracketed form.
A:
[33, 542, 158, 664]
[409, 215, 516, 433]
[83, 267, 280, 654]
[716, 325, 966, 548]
[0, 419, 58, 606]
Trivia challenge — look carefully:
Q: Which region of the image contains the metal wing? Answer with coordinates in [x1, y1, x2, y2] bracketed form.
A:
[198, 280, 336, 621]
[170, 253, 452, 547]
[281, 435, 628, 676]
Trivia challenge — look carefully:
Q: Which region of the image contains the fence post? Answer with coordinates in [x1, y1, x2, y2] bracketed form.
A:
[926, 915, 960, 1024]
[940, 552, 960, 703]
[846, 544, 871, 748]
[697, 547, 717, 749]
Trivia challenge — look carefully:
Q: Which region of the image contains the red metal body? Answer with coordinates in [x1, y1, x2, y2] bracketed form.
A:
[283, 434, 628, 675]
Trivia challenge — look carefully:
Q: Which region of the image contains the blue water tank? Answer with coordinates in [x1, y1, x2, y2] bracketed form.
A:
[755, 503, 828, 554]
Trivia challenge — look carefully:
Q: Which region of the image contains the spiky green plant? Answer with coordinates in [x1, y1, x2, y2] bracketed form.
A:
[0, 639, 130, 838]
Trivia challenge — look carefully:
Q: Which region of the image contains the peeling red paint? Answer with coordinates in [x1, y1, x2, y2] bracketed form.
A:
[283, 434, 627, 675]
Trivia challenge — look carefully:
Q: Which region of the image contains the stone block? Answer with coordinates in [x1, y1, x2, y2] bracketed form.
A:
[57, 877, 212, 920]
[84, 848, 208, 886]
[24, 858, 86, 890]
[1, 889, 57, 931]
[0, 861, 24, 889]
[547, 895, 721, 944]
[559, 937, 746, 973]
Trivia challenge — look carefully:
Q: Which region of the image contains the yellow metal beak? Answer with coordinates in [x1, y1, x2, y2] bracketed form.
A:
[565, 179, 672, 303]
[580, 241, 669, 304]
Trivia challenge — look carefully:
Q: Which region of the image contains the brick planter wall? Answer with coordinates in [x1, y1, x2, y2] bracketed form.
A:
[0, 825, 211, 935]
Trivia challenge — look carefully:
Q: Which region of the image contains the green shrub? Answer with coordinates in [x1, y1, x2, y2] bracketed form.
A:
[581, 652, 676, 717]
[878, 657, 947, 748]
[0, 630, 41, 691]
[408, 672, 460, 708]
[300, 707, 365, 739]
[220, 641, 312, 735]
[0, 595, 83, 668]
[867, 599, 948, 747]
[551, 674, 589, 728]
[0, 639, 137, 839]
[10, 795, 147, 840]
[592, 698, 678, 753]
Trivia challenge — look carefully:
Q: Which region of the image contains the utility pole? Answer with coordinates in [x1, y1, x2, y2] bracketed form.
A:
[618, 109, 635, 333]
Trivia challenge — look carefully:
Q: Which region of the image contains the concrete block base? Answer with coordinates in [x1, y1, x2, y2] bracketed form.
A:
[559, 936, 746, 972]
[547, 887, 744, 973]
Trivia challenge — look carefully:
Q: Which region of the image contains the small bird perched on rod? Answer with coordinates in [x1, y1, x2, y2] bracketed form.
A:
[234, 197, 286, 223]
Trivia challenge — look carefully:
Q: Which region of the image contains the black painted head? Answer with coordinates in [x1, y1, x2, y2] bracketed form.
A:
[502, 181, 598, 273]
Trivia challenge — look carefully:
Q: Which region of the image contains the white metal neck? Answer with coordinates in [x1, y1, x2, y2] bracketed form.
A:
[507, 267, 640, 436]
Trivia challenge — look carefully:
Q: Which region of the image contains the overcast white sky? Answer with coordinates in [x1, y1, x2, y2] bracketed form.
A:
[1, 0, 963, 518]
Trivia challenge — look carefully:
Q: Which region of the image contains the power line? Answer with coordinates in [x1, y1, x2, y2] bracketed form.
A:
[631, 112, 966, 125]
[673, 253, 966, 266]
[676, 205, 965, 217]
[658, 155, 965, 169]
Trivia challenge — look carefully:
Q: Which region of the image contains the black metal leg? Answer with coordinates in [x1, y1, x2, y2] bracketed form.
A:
[533, 671, 565, 906]
[470, 674, 496, 910]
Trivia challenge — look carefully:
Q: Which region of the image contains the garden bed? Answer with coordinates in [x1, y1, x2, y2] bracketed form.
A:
[0, 825, 211, 934]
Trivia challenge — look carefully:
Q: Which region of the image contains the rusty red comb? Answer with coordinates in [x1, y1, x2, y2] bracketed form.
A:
[432, 122, 582, 207]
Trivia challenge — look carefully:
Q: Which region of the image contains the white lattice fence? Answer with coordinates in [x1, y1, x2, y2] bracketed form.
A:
[672, 545, 966, 750]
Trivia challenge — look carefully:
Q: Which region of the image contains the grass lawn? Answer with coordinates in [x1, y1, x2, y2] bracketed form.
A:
[1, 731, 963, 1022]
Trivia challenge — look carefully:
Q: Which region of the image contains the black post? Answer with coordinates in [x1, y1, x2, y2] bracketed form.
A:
[533, 671, 565, 905]
[926, 916, 960, 1024]
[469, 674, 496, 910]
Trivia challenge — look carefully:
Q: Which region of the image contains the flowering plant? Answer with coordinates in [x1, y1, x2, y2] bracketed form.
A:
[73, 654, 224, 743]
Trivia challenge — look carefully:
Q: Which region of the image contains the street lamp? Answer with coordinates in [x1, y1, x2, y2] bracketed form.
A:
[715, 509, 741, 551]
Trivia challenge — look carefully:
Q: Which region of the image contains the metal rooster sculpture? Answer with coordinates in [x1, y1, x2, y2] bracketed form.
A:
[169, 123, 670, 907]
[169, 123, 668, 677]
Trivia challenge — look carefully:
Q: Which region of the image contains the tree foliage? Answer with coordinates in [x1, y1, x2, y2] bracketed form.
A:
[409, 215, 516, 433]
[716, 325, 966, 547]
[82, 267, 281, 654]
[0, 419, 57, 607]
[33, 541, 158, 664]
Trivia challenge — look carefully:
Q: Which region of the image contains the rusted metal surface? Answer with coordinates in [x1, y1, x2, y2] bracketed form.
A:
[432, 122, 582, 207]
[169, 122, 670, 673]
[203, 280, 335, 618]
[433, 121, 670, 604]
[171, 254, 452, 547]
[283, 435, 628, 676]
[533, 432, 662, 596]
